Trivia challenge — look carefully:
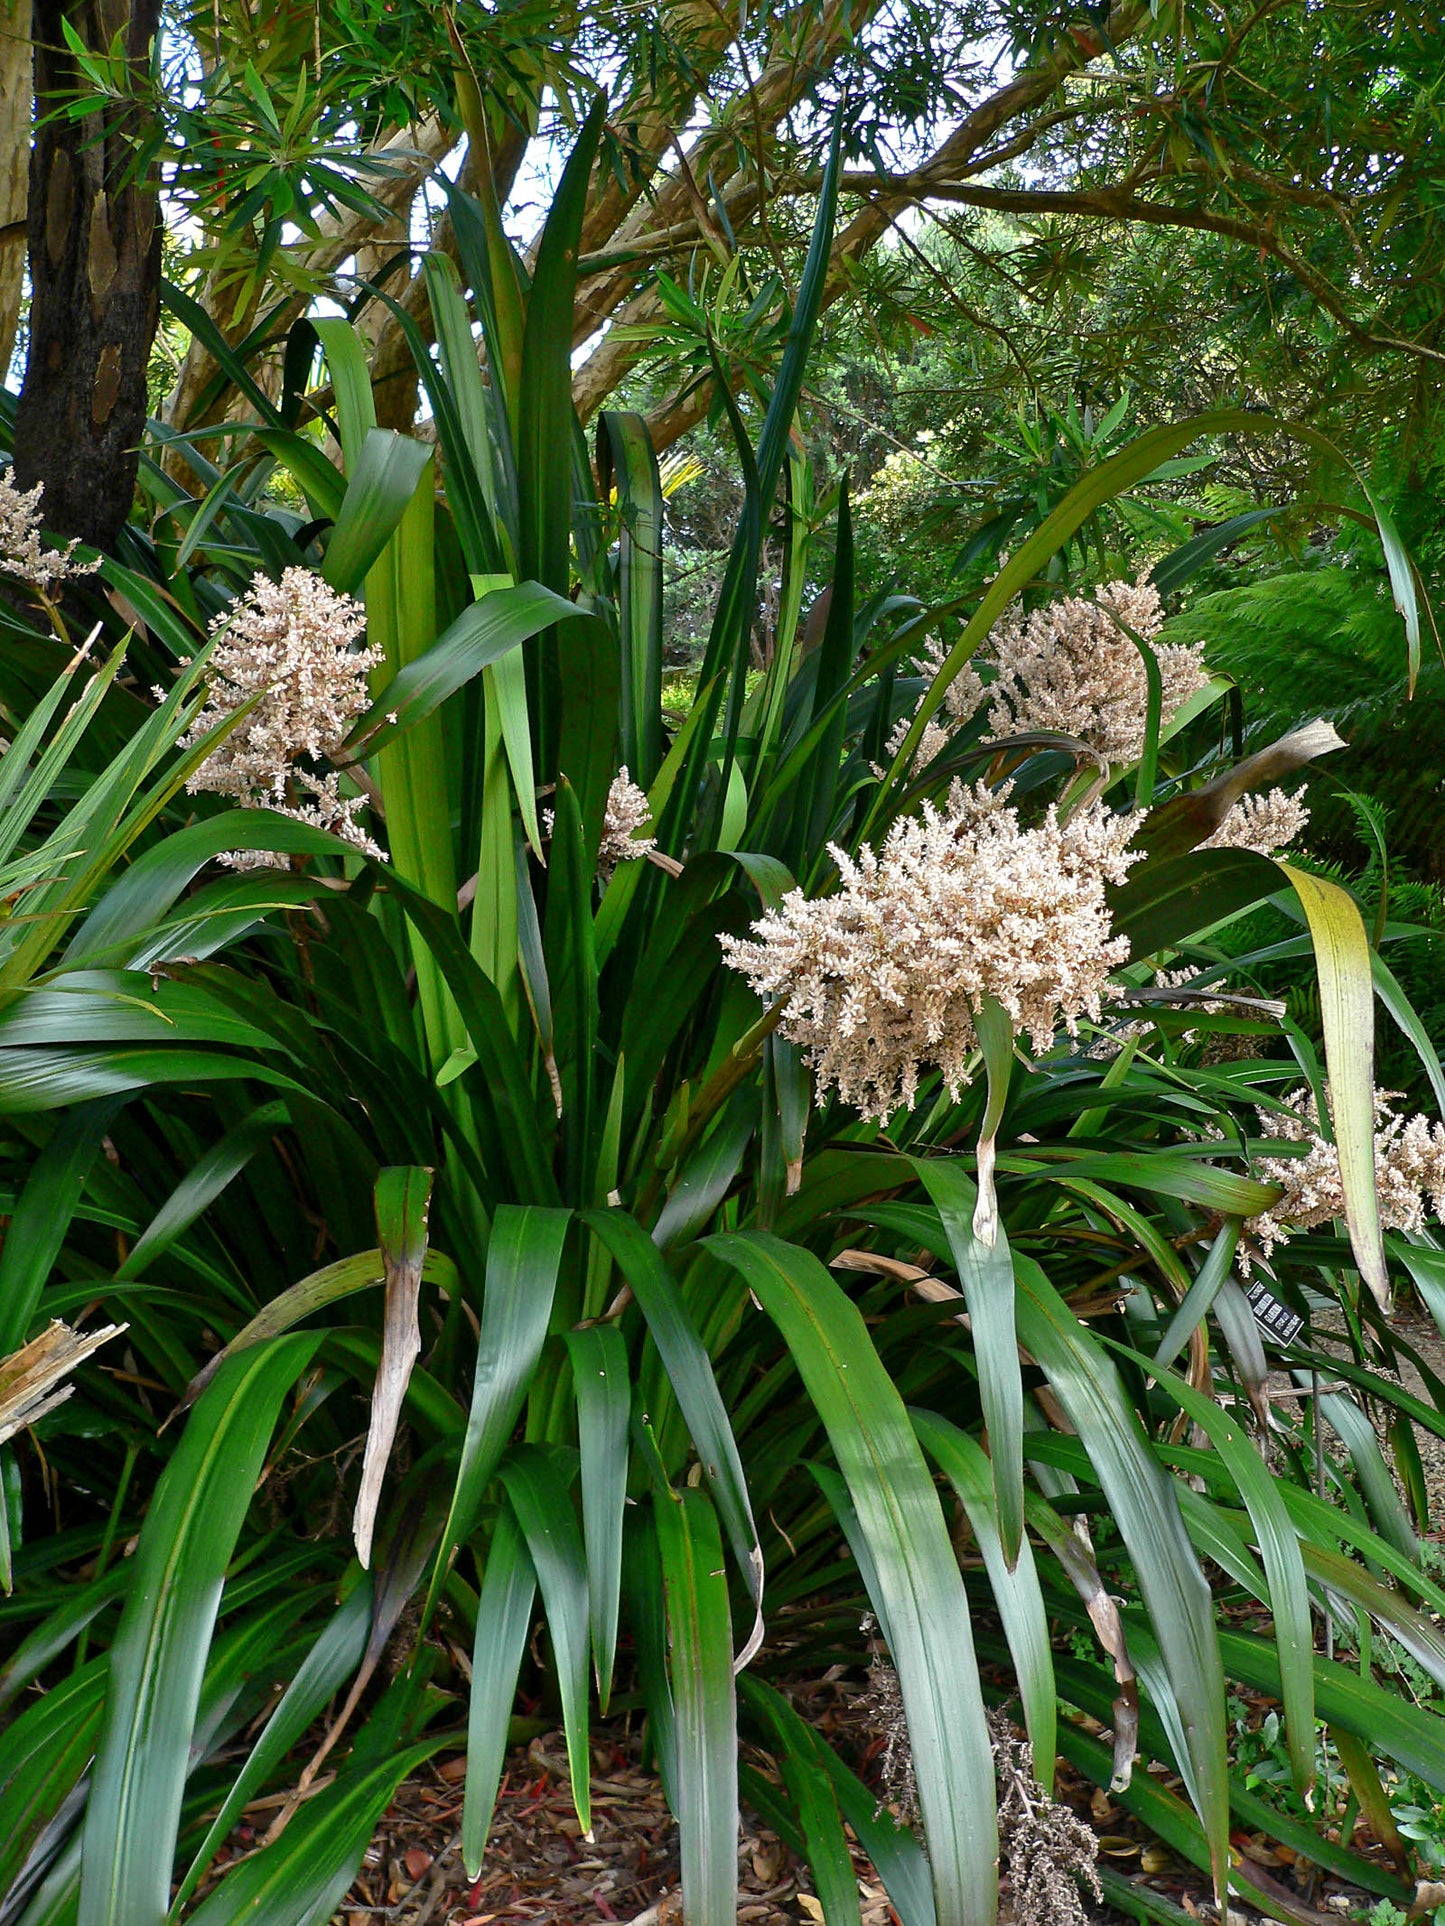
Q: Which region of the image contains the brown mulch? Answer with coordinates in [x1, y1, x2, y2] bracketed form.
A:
[334, 1729, 899, 1926]
[330, 1715, 1421, 1926]
[332, 1306, 1445, 1926]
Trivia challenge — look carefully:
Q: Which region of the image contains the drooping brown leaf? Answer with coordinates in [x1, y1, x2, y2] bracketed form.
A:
[1136, 718, 1344, 862]
[353, 1166, 434, 1569]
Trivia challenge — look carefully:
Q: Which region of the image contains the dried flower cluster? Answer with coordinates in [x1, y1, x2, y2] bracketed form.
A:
[0, 475, 101, 593]
[1200, 786, 1309, 858]
[983, 578, 1210, 764]
[721, 781, 1142, 1120]
[990, 1710, 1102, 1926]
[1244, 1086, 1445, 1265]
[179, 567, 383, 865]
[861, 1615, 918, 1825]
[599, 768, 656, 876]
[885, 634, 986, 770]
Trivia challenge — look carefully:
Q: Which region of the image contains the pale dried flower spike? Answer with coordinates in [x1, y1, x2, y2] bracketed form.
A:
[884, 632, 986, 771]
[1242, 1084, 1445, 1268]
[0, 474, 102, 595]
[1200, 786, 1308, 858]
[598, 767, 656, 878]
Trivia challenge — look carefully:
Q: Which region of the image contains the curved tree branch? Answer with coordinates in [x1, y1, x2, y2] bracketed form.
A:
[579, 0, 1157, 434]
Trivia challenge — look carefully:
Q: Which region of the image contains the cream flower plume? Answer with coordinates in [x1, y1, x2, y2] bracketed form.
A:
[179, 567, 383, 865]
[721, 781, 1143, 1121]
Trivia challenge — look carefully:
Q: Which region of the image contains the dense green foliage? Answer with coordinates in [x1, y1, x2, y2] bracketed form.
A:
[3, 9, 1445, 1926]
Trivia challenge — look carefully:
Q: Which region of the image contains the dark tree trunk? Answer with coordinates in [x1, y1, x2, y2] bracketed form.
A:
[13, 0, 162, 552]
[0, 5, 32, 382]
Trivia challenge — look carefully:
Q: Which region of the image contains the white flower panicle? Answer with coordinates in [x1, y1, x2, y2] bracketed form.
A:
[599, 768, 656, 876]
[720, 780, 1143, 1122]
[884, 634, 986, 771]
[179, 567, 383, 865]
[982, 578, 1210, 764]
[0, 475, 101, 593]
[1244, 1086, 1445, 1265]
[1200, 787, 1309, 858]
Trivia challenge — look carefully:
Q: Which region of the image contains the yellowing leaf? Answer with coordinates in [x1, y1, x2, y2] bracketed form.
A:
[1278, 864, 1388, 1308]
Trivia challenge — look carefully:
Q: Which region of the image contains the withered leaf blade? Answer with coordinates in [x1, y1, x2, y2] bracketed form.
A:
[0, 1319, 127, 1448]
[353, 1166, 434, 1570]
[1136, 717, 1344, 862]
[971, 991, 1013, 1248]
[175, 1244, 459, 1419]
[1035, 1501, 1139, 1791]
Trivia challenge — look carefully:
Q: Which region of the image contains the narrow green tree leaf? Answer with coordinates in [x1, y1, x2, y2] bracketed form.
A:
[117, 1102, 290, 1282]
[564, 1322, 629, 1710]
[740, 1677, 861, 1926]
[744, 1673, 936, 1926]
[585, 1209, 764, 1663]
[911, 1160, 1023, 1569]
[654, 1484, 738, 1926]
[0, 1660, 107, 1898]
[0, 1098, 120, 1353]
[78, 1333, 320, 1926]
[1115, 1341, 1315, 1798]
[312, 317, 377, 472]
[1012, 1257, 1229, 1900]
[910, 1410, 1055, 1793]
[498, 1445, 592, 1837]
[321, 428, 433, 595]
[598, 411, 664, 786]
[709, 1231, 998, 1926]
[425, 1206, 569, 1623]
[183, 1738, 440, 1926]
[348, 581, 582, 756]
[462, 1505, 537, 1876]
[1152, 1219, 1242, 1375]
[169, 1584, 373, 1914]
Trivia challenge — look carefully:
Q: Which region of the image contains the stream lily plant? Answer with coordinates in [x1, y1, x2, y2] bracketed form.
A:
[2, 115, 1445, 1926]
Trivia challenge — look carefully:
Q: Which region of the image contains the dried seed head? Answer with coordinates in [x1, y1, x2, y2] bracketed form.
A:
[721, 781, 1143, 1122]
[983, 578, 1209, 764]
[179, 567, 383, 865]
[0, 474, 102, 593]
[990, 1709, 1102, 1926]
[861, 1615, 918, 1825]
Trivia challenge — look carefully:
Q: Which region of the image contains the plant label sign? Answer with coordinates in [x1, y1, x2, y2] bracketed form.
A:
[1244, 1278, 1303, 1347]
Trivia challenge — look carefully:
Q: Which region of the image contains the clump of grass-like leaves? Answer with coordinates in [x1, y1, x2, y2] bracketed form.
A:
[1, 114, 1443, 1926]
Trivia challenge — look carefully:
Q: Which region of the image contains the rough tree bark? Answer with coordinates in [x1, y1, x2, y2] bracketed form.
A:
[13, 0, 162, 549]
[0, 2, 31, 381]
